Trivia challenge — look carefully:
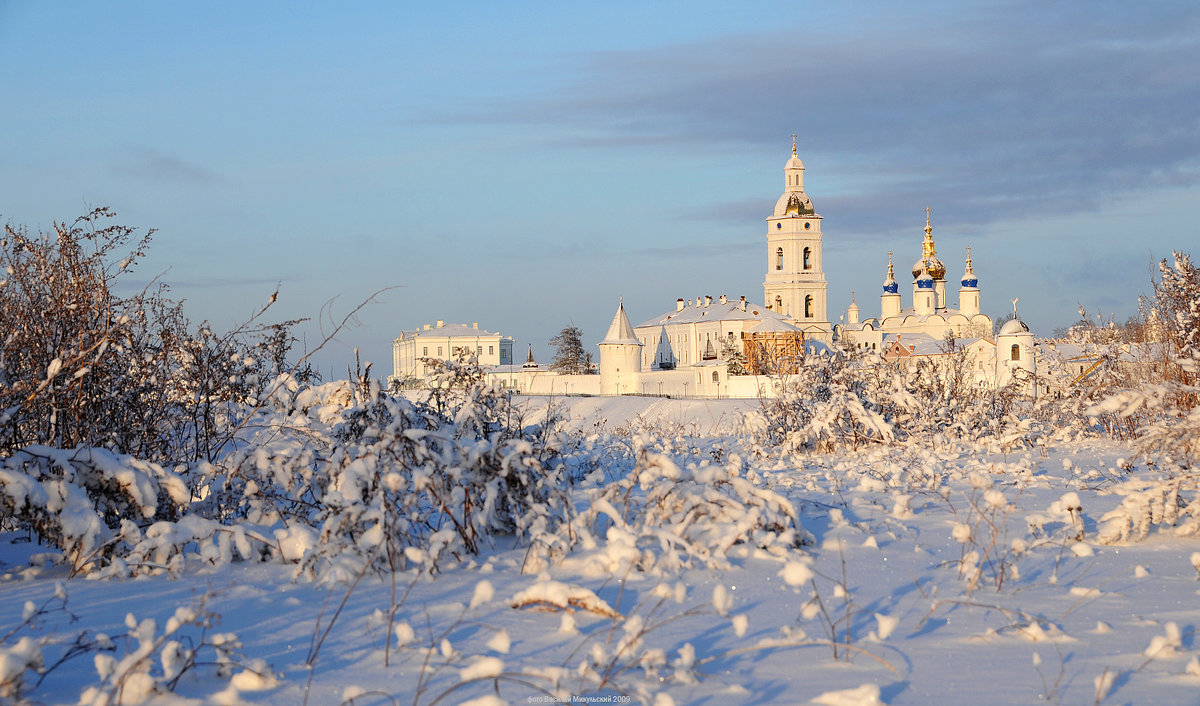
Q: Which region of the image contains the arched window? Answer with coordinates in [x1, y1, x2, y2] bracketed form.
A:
[804, 295, 813, 318]
[1011, 344, 1020, 361]
[803, 247, 812, 270]
[774, 295, 782, 310]
[775, 247, 783, 271]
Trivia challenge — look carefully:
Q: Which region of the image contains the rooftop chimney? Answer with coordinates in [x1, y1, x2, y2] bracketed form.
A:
[436, 320, 444, 328]
[423, 324, 431, 330]
[472, 322, 478, 329]
[739, 295, 747, 312]
[676, 298, 685, 312]
[719, 294, 728, 305]
[704, 295, 712, 307]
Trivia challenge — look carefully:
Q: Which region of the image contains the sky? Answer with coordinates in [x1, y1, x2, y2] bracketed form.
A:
[2, 1, 1198, 378]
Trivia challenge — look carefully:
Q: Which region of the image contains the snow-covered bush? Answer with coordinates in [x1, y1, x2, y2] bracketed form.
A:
[174, 357, 577, 580]
[749, 348, 899, 455]
[1095, 477, 1197, 544]
[567, 435, 808, 573]
[0, 208, 313, 465]
[1146, 251, 1200, 396]
[745, 343, 1040, 456]
[1089, 352, 1200, 544]
[0, 446, 190, 573]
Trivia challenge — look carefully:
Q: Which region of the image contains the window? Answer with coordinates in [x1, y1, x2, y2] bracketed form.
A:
[712, 371, 719, 383]
[804, 295, 813, 318]
[775, 295, 782, 310]
[438, 346, 443, 356]
[1011, 344, 1020, 361]
[803, 247, 811, 270]
[477, 346, 482, 355]
[489, 345, 494, 355]
[422, 347, 428, 356]
[776, 247, 783, 270]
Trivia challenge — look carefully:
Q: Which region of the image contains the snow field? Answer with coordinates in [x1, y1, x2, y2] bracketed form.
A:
[3, 393, 1200, 704]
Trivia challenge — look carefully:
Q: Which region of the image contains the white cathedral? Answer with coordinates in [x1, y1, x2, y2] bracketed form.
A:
[394, 140, 1038, 398]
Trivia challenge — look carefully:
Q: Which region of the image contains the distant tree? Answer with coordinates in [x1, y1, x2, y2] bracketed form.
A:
[549, 326, 592, 375]
[721, 336, 749, 375]
[994, 310, 1017, 328]
[1053, 305, 1149, 345]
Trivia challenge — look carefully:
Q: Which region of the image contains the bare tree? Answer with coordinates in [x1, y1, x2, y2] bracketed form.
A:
[0, 208, 313, 462]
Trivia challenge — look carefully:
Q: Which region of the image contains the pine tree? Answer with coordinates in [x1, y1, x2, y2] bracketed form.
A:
[721, 336, 748, 375]
[549, 326, 592, 375]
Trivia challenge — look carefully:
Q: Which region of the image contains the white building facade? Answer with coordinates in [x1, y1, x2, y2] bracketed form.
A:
[392, 321, 513, 384]
[633, 294, 801, 371]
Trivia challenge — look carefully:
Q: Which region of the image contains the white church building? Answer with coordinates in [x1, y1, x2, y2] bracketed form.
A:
[394, 140, 1040, 398]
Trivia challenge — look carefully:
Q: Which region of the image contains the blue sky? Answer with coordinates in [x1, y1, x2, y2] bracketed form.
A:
[2, 1, 1197, 377]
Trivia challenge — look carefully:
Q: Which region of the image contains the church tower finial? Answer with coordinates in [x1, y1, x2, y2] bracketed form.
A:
[792, 133, 797, 156]
[923, 206, 935, 256]
[912, 207, 945, 281]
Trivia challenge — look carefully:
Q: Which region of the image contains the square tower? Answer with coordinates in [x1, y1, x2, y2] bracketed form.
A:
[763, 140, 831, 343]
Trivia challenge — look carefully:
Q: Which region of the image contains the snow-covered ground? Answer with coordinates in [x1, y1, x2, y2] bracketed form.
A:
[3, 394, 1200, 705]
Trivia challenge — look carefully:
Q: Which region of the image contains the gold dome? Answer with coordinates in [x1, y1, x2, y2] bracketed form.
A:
[911, 255, 946, 280]
[911, 207, 946, 280]
[784, 192, 813, 216]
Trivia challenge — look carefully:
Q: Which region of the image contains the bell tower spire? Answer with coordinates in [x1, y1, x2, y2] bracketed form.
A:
[764, 138, 831, 344]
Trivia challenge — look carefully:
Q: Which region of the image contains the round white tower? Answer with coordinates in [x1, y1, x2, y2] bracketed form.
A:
[996, 299, 1036, 395]
[599, 300, 643, 396]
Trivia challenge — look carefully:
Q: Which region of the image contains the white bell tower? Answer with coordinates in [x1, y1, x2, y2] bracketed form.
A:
[764, 136, 831, 343]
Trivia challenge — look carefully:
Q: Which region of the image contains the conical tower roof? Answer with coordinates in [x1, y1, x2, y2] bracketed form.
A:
[600, 300, 640, 345]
